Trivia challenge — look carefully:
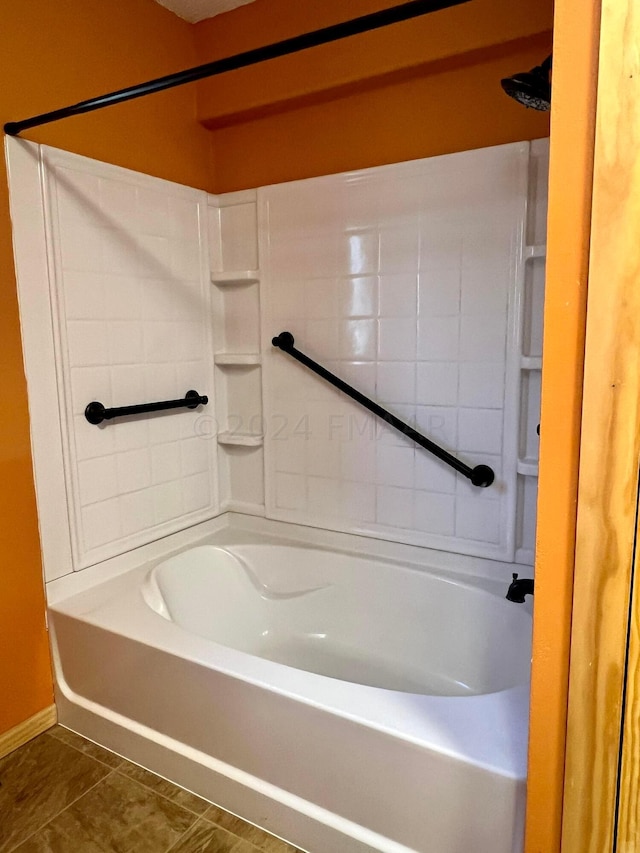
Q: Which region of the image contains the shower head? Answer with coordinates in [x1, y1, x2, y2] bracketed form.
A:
[501, 55, 552, 111]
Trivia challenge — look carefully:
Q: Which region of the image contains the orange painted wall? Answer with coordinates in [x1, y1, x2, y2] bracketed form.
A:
[193, 0, 552, 191]
[0, 0, 213, 736]
[525, 1, 601, 851]
[206, 37, 552, 192]
[194, 0, 554, 125]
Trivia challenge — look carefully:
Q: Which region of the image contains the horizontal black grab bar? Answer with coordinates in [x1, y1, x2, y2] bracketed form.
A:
[85, 390, 208, 426]
[272, 332, 494, 488]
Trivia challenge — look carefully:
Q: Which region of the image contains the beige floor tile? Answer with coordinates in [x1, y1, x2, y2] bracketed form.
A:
[46, 726, 122, 770]
[11, 771, 198, 853]
[0, 732, 110, 852]
[167, 819, 256, 853]
[116, 761, 210, 815]
[203, 808, 300, 853]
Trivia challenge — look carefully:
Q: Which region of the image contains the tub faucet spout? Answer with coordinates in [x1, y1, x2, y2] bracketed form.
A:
[506, 573, 534, 603]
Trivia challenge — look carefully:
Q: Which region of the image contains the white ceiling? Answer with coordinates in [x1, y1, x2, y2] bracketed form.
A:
[154, 0, 257, 24]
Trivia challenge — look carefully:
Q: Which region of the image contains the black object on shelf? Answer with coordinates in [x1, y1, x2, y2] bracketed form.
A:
[4, 0, 469, 137]
[272, 331, 494, 488]
[85, 390, 208, 426]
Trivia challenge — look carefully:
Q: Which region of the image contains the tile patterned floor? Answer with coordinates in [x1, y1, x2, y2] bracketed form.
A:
[0, 727, 303, 853]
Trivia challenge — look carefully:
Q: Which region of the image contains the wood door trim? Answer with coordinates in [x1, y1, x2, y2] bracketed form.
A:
[561, 1, 640, 850]
[615, 480, 640, 847]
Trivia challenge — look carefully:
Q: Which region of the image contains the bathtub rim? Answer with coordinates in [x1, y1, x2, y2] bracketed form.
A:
[51, 587, 530, 777]
[46, 511, 530, 606]
[47, 514, 532, 781]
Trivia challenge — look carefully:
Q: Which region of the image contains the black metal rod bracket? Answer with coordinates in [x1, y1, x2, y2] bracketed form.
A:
[272, 331, 494, 488]
[85, 389, 207, 425]
[4, 0, 469, 136]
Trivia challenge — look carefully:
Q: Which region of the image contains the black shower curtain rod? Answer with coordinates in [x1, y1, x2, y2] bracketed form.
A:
[4, 0, 469, 136]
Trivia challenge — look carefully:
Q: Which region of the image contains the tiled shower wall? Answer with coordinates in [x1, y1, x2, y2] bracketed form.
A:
[42, 148, 218, 570]
[254, 141, 546, 562]
[18, 139, 544, 577]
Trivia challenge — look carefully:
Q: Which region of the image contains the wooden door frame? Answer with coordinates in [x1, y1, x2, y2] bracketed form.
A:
[560, 0, 640, 850]
[524, 0, 600, 848]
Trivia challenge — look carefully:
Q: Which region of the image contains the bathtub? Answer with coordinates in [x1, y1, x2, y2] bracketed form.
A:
[48, 514, 532, 853]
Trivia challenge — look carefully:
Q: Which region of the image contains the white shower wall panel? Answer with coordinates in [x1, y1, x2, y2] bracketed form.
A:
[261, 143, 529, 561]
[40, 147, 218, 570]
[8, 138, 543, 578]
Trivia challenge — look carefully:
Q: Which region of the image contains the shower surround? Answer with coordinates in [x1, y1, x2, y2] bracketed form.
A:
[6, 136, 547, 853]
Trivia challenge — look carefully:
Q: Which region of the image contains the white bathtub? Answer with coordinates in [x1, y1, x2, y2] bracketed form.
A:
[48, 514, 532, 853]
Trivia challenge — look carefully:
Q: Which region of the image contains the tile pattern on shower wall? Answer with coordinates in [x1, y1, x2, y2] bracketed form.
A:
[43, 150, 217, 569]
[261, 143, 528, 560]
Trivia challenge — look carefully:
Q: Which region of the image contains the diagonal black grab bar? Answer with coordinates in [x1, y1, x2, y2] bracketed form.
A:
[4, 0, 469, 136]
[85, 389, 207, 426]
[272, 332, 494, 488]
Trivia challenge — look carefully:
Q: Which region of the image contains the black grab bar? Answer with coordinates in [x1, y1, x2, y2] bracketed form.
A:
[85, 390, 208, 426]
[272, 332, 494, 488]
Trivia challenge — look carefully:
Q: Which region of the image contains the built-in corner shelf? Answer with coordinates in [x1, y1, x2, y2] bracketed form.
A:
[211, 270, 259, 286]
[517, 459, 539, 477]
[214, 353, 262, 366]
[524, 244, 546, 260]
[217, 432, 264, 447]
[520, 355, 542, 370]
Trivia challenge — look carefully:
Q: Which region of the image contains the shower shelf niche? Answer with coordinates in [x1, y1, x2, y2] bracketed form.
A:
[520, 356, 542, 370]
[514, 138, 548, 566]
[217, 432, 264, 447]
[214, 353, 262, 366]
[517, 459, 539, 477]
[211, 270, 260, 285]
[209, 189, 265, 516]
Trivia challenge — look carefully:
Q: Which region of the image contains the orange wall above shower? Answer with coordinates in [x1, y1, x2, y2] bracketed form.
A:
[0, 0, 213, 738]
[193, 0, 553, 191]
